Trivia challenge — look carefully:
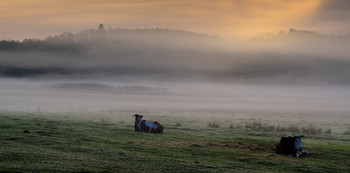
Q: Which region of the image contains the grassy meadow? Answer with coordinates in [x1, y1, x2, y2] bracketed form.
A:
[1, 111, 350, 172]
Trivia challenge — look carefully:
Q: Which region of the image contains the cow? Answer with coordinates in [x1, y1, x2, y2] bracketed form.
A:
[133, 114, 164, 133]
[276, 135, 310, 157]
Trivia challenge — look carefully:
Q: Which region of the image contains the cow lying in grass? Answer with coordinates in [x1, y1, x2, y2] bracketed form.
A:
[276, 135, 311, 157]
[133, 114, 164, 133]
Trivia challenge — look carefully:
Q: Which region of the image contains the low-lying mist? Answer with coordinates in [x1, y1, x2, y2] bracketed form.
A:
[1, 27, 350, 84]
[1, 27, 349, 115]
[0, 78, 349, 116]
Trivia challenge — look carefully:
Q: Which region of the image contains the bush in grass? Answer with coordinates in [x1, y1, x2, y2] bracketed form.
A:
[287, 125, 300, 133]
[276, 126, 287, 132]
[302, 124, 322, 135]
[208, 121, 219, 128]
[343, 131, 350, 135]
[343, 128, 350, 135]
[244, 121, 326, 134]
[245, 121, 275, 132]
[325, 128, 332, 134]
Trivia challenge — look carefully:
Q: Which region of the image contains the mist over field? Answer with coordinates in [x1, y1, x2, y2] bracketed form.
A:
[1, 27, 350, 115]
[1, 27, 350, 83]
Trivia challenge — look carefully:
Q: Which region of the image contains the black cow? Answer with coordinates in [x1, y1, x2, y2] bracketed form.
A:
[276, 135, 310, 157]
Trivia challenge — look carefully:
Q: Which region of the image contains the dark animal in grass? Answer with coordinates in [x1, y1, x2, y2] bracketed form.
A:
[133, 114, 164, 133]
[276, 135, 310, 157]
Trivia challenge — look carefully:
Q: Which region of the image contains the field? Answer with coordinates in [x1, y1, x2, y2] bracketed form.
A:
[1, 111, 350, 172]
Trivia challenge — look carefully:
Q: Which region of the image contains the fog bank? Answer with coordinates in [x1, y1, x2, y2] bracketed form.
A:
[0, 79, 349, 116]
[1, 28, 350, 115]
[1, 28, 350, 84]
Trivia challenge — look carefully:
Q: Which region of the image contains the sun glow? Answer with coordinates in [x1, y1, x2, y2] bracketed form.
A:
[222, 0, 322, 37]
[0, 0, 322, 39]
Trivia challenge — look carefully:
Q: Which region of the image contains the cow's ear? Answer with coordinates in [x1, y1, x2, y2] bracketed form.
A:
[133, 114, 137, 117]
[301, 135, 304, 137]
[141, 115, 143, 118]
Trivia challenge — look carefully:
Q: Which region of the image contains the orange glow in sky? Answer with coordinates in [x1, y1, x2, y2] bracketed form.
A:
[0, 0, 321, 39]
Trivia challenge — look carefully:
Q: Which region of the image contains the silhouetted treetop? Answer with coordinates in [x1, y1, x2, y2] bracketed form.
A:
[252, 28, 350, 41]
[288, 28, 321, 36]
[98, 23, 105, 31]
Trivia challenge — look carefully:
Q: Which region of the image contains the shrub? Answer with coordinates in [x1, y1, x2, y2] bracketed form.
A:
[276, 126, 287, 132]
[325, 128, 332, 134]
[343, 131, 350, 135]
[343, 128, 350, 135]
[302, 124, 322, 135]
[245, 121, 275, 132]
[208, 121, 219, 128]
[287, 125, 300, 133]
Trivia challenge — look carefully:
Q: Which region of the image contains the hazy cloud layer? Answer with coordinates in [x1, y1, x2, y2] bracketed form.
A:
[1, 28, 350, 84]
[0, 0, 322, 39]
[312, 0, 350, 34]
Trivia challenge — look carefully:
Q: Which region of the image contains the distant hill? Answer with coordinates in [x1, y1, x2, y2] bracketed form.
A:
[0, 25, 221, 52]
[46, 26, 218, 43]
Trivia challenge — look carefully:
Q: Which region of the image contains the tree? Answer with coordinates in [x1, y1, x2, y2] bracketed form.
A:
[98, 23, 105, 31]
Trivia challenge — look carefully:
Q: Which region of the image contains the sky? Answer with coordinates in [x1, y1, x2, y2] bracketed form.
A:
[0, 0, 350, 40]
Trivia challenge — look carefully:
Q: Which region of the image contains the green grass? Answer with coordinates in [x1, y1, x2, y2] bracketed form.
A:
[0, 112, 350, 172]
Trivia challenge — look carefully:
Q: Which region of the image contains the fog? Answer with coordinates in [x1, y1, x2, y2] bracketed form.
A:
[1, 27, 350, 115]
[1, 28, 350, 84]
[0, 78, 349, 116]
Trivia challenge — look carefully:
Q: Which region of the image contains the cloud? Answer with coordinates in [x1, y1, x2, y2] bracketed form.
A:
[309, 0, 350, 34]
[0, 0, 321, 39]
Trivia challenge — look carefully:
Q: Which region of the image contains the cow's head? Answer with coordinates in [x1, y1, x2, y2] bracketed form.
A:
[294, 135, 304, 152]
[133, 114, 143, 121]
